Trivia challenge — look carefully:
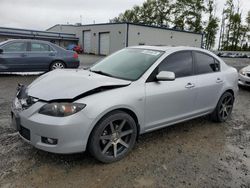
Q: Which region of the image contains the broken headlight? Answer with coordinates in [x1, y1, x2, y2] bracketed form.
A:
[39, 103, 86, 117]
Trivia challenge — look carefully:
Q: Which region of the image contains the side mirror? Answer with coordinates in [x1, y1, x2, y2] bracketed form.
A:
[156, 71, 175, 81]
[0, 49, 3, 54]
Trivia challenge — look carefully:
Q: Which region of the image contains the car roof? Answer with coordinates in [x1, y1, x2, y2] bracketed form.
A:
[129, 45, 219, 59]
[129, 45, 204, 52]
[4, 39, 51, 44]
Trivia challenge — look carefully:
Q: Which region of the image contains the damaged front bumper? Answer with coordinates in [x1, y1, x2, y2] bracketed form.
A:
[11, 84, 94, 154]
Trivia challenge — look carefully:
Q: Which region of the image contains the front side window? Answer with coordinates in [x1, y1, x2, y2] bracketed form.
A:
[2, 42, 27, 52]
[90, 48, 164, 81]
[31, 43, 51, 52]
[194, 52, 219, 74]
[158, 51, 193, 78]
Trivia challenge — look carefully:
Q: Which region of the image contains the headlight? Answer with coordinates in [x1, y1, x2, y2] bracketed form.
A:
[239, 69, 246, 76]
[39, 103, 86, 117]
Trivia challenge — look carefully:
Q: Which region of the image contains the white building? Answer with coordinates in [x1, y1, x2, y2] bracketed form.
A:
[47, 23, 203, 55]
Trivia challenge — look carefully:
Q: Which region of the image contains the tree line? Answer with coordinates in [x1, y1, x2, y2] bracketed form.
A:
[219, 0, 250, 51]
[110, 0, 250, 51]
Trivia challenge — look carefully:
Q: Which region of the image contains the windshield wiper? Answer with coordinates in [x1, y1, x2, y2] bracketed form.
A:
[89, 70, 114, 78]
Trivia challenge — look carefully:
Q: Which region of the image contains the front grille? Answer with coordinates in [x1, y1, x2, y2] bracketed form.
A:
[246, 81, 250, 85]
[247, 73, 250, 78]
[19, 126, 30, 141]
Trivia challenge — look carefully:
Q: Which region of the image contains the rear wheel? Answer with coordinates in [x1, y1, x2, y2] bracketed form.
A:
[88, 111, 137, 163]
[50, 61, 65, 70]
[211, 92, 234, 122]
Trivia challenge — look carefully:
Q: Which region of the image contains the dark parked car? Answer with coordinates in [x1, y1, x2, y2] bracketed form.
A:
[0, 39, 79, 72]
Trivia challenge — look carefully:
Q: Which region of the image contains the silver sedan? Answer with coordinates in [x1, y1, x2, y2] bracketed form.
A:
[238, 65, 250, 87]
[11, 46, 238, 163]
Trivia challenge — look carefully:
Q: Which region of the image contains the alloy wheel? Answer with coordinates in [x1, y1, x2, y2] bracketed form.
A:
[99, 119, 134, 158]
[219, 95, 234, 120]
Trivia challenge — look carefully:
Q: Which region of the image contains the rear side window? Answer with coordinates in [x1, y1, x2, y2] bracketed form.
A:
[3, 42, 27, 52]
[194, 52, 220, 74]
[158, 51, 193, 78]
[31, 43, 51, 52]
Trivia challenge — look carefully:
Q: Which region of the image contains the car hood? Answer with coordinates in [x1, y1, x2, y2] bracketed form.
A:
[242, 65, 250, 72]
[27, 69, 131, 101]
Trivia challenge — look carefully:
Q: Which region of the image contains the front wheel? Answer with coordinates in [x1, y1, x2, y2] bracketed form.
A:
[88, 111, 138, 163]
[211, 92, 234, 122]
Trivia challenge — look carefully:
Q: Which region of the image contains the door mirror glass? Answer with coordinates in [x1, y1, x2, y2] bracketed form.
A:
[0, 49, 3, 54]
[156, 71, 175, 81]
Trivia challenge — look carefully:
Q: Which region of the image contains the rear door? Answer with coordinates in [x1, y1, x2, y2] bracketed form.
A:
[193, 51, 223, 113]
[0, 41, 29, 72]
[145, 51, 198, 130]
[27, 42, 55, 71]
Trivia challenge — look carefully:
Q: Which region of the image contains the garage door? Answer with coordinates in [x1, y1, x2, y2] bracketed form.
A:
[99, 33, 110, 55]
[83, 31, 91, 54]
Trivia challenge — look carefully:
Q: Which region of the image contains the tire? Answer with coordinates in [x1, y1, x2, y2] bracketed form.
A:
[88, 111, 138, 163]
[211, 92, 234, 123]
[50, 61, 65, 71]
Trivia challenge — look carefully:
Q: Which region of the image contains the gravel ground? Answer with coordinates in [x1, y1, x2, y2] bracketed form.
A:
[0, 57, 250, 188]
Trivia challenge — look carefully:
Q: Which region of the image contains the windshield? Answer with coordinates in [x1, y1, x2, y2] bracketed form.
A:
[90, 48, 164, 81]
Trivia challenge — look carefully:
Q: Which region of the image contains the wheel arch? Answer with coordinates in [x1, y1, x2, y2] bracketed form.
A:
[86, 108, 141, 149]
[49, 60, 67, 69]
[224, 89, 234, 97]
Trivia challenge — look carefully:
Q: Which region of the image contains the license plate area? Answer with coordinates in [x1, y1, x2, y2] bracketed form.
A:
[11, 112, 21, 131]
[19, 126, 30, 141]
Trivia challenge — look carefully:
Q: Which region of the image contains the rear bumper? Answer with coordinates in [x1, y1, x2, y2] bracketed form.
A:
[66, 60, 80, 68]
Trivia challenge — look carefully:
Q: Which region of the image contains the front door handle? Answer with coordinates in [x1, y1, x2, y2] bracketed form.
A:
[185, 83, 195, 89]
[216, 78, 223, 83]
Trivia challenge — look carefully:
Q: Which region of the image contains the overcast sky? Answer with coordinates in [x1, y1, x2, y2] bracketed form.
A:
[0, 0, 249, 31]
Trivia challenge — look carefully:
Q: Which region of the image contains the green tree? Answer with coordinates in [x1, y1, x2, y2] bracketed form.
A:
[172, 0, 186, 30]
[172, 0, 206, 32]
[246, 11, 250, 30]
[154, 0, 172, 26]
[204, 0, 219, 49]
[222, 0, 234, 50]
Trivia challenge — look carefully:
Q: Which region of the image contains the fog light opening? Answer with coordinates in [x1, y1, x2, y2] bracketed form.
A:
[41, 137, 58, 145]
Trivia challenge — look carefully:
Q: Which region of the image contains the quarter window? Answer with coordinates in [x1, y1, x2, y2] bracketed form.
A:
[3, 42, 27, 52]
[158, 51, 193, 78]
[194, 52, 219, 74]
[31, 43, 51, 52]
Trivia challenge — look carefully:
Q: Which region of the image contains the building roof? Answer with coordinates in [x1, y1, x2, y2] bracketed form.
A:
[0, 27, 78, 41]
[47, 22, 203, 36]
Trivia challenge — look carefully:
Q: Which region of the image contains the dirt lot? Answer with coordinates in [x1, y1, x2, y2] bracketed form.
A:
[0, 57, 250, 188]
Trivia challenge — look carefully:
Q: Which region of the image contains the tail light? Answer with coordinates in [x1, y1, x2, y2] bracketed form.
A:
[73, 53, 78, 59]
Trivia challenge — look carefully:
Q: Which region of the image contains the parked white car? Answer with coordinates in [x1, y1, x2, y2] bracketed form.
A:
[239, 65, 250, 86]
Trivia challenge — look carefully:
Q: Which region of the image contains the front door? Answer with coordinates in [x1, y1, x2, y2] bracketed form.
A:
[145, 51, 197, 131]
[0, 41, 29, 72]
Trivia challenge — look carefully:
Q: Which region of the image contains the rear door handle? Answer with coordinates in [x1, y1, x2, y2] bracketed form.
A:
[185, 83, 195, 89]
[216, 78, 223, 83]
